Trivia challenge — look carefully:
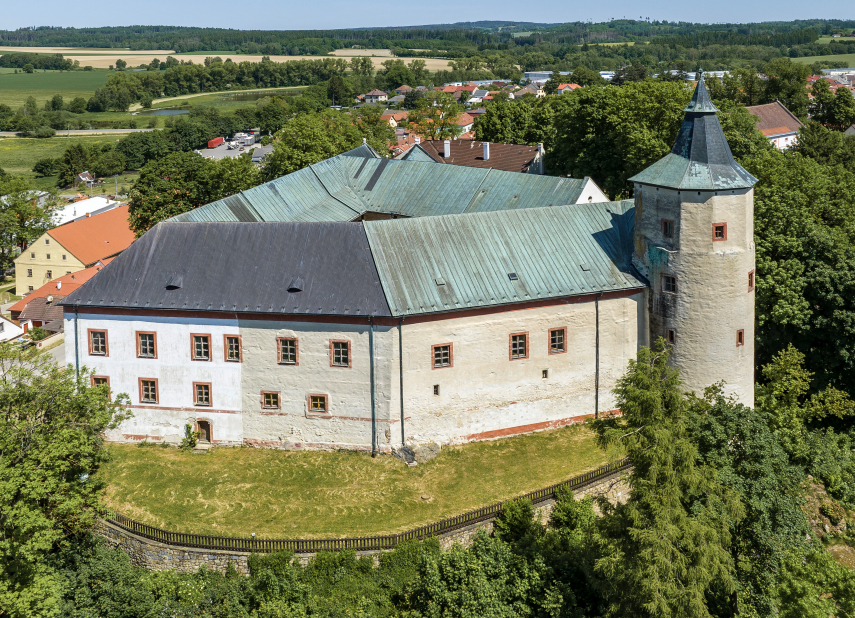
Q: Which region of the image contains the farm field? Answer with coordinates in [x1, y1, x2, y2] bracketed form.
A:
[0, 135, 127, 188]
[0, 70, 111, 108]
[793, 53, 855, 66]
[99, 424, 611, 538]
[0, 46, 175, 54]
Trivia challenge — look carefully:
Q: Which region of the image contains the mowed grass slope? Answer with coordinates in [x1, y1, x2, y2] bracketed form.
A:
[793, 53, 855, 66]
[0, 70, 111, 108]
[100, 425, 609, 538]
[0, 136, 122, 175]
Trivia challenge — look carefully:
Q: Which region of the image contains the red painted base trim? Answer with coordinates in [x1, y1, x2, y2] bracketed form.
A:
[464, 410, 620, 442]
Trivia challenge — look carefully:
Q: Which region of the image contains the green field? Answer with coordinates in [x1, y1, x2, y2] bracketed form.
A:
[793, 53, 855, 66]
[100, 424, 610, 538]
[0, 70, 111, 108]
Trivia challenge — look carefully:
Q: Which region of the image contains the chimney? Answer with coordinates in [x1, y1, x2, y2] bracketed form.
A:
[538, 142, 545, 157]
[414, 136, 421, 145]
[443, 140, 451, 158]
[483, 142, 490, 161]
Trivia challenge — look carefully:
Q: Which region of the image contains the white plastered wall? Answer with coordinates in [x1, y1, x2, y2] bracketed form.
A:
[64, 312, 243, 444]
[576, 178, 610, 204]
[399, 295, 643, 445]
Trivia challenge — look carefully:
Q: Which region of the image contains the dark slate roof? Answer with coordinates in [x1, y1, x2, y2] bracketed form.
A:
[629, 71, 757, 191]
[61, 222, 392, 317]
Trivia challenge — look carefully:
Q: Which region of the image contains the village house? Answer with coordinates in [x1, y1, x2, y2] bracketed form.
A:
[0, 315, 24, 343]
[14, 205, 134, 296]
[363, 89, 388, 103]
[745, 101, 803, 149]
[557, 83, 582, 94]
[380, 111, 409, 128]
[64, 73, 755, 454]
[394, 85, 413, 95]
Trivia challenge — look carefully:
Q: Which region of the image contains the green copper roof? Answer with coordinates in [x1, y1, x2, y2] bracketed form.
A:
[629, 70, 757, 191]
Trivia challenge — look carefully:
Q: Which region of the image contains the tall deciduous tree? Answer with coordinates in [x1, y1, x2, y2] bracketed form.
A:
[0, 176, 58, 269]
[407, 91, 463, 141]
[591, 341, 744, 618]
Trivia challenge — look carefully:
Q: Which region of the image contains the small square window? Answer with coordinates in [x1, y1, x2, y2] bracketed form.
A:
[226, 335, 241, 362]
[510, 333, 528, 359]
[748, 270, 755, 292]
[433, 384, 440, 396]
[667, 329, 676, 345]
[542, 369, 549, 379]
[309, 395, 327, 413]
[62, 254, 66, 260]
[663, 274, 677, 294]
[27, 269, 32, 277]
[713, 223, 727, 241]
[45, 270, 52, 279]
[140, 379, 158, 403]
[737, 329, 745, 347]
[549, 328, 566, 354]
[262, 391, 280, 409]
[30, 253, 34, 259]
[137, 332, 156, 358]
[192, 334, 210, 360]
[279, 338, 298, 364]
[661, 219, 674, 238]
[331, 341, 350, 367]
[433, 344, 452, 368]
[194, 383, 211, 406]
[89, 330, 107, 356]
[91, 376, 109, 387]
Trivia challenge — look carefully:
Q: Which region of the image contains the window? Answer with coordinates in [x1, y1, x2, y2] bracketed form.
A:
[662, 274, 677, 294]
[66, 271, 71, 275]
[191, 334, 210, 361]
[27, 286, 33, 292]
[432, 343, 452, 368]
[27, 269, 32, 277]
[433, 384, 440, 396]
[748, 270, 755, 292]
[29, 253, 34, 259]
[510, 333, 528, 360]
[91, 376, 109, 387]
[262, 391, 280, 409]
[137, 332, 156, 358]
[194, 383, 211, 406]
[667, 329, 676, 345]
[45, 270, 52, 279]
[46, 254, 50, 260]
[88, 330, 107, 356]
[308, 394, 328, 414]
[737, 329, 745, 347]
[330, 340, 350, 367]
[225, 335, 242, 362]
[661, 219, 674, 238]
[45, 238, 49, 245]
[62, 254, 66, 261]
[713, 222, 727, 241]
[140, 379, 158, 404]
[549, 328, 566, 354]
[278, 337, 298, 365]
[542, 369, 549, 379]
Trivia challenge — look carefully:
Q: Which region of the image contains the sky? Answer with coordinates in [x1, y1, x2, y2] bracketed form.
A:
[0, 0, 852, 31]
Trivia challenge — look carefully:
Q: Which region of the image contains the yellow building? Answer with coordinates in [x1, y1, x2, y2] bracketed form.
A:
[15, 205, 134, 295]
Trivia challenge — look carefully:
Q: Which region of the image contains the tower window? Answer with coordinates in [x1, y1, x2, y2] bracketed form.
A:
[713, 223, 727, 241]
[737, 330, 745, 347]
[667, 329, 676, 345]
[662, 274, 677, 294]
[748, 270, 755, 292]
[661, 219, 674, 238]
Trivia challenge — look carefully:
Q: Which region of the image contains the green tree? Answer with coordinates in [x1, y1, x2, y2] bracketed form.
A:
[570, 65, 606, 87]
[128, 152, 214, 236]
[31, 157, 57, 178]
[0, 175, 58, 270]
[22, 63, 33, 73]
[591, 341, 744, 618]
[407, 91, 463, 141]
[115, 58, 127, 71]
[763, 58, 811, 120]
[65, 97, 86, 114]
[115, 130, 174, 170]
[55, 143, 92, 188]
[0, 344, 129, 617]
[326, 75, 352, 106]
[92, 149, 126, 178]
[48, 94, 64, 112]
[543, 69, 562, 95]
[794, 121, 855, 173]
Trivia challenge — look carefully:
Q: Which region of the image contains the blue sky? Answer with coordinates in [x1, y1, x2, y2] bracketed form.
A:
[1, 0, 852, 32]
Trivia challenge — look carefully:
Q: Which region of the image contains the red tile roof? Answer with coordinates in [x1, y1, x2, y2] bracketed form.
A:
[46, 205, 134, 266]
[8, 260, 113, 317]
[746, 101, 803, 136]
[414, 140, 541, 173]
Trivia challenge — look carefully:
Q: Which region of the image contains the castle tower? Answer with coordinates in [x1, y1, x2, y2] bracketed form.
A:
[629, 71, 757, 406]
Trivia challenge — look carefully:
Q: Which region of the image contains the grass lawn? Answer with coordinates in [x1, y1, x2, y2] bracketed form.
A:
[793, 53, 855, 66]
[100, 424, 610, 538]
[0, 135, 124, 182]
[0, 70, 111, 108]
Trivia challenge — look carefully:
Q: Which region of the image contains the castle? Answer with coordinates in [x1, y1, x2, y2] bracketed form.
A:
[62, 73, 756, 451]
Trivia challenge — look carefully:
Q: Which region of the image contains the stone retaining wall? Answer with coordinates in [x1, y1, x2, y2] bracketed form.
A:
[99, 469, 630, 574]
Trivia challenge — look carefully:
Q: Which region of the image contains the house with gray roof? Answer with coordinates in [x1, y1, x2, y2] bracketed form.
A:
[62, 72, 756, 452]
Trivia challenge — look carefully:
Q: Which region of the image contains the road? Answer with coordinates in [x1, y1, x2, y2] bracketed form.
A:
[0, 128, 160, 137]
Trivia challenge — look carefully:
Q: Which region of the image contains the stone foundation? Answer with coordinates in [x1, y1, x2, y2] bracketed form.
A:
[98, 469, 629, 574]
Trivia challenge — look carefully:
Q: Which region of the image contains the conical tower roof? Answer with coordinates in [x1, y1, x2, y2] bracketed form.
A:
[629, 71, 757, 191]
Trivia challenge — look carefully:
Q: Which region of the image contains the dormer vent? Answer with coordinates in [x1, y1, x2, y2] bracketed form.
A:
[165, 274, 183, 289]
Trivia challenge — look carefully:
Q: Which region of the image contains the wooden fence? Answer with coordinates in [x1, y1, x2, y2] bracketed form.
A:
[107, 458, 630, 554]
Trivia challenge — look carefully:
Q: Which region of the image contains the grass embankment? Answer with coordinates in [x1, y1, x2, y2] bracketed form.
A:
[0, 70, 111, 108]
[793, 53, 855, 66]
[100, 424, 609, 538]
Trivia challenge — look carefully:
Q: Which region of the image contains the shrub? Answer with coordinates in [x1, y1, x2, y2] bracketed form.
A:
[28, 326, 48, 341]
[179, 423, 198, 451]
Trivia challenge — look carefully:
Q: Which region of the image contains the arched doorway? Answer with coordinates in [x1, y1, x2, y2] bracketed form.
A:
[196, 420, 212, 443]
